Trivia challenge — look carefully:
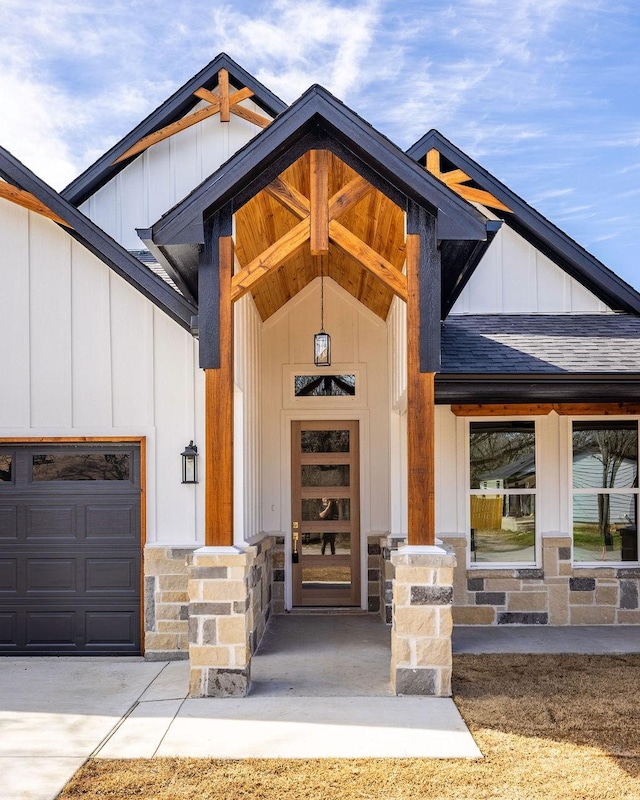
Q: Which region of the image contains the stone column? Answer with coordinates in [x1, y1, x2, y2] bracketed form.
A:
[391, 545, 456, 696]
[188, 546, 254, 697]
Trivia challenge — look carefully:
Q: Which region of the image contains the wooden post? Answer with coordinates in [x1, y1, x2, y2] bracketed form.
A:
[406, 204, 439, 546]
[204, 234, 234, 546]
[218, 68, 230, 123]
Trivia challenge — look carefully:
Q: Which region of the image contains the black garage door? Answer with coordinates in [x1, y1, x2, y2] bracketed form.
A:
[0, 443, 141, 655]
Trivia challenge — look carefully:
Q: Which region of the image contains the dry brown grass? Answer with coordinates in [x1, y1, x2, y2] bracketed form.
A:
[59, 654, 640, 800]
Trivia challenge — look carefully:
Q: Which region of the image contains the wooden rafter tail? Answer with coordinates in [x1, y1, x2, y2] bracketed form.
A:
[0, 182, 71, 227]
[230, 218, 311, 302]
[329, 219, 407, 301]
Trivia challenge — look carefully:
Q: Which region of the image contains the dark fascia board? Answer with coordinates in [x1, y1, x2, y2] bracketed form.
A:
[435, 373, 640, 404]
[151, 86, 489, 246]
[0, 146, 196, 331]
[61, 53, 288, 208]
[408, 129, 640, 316]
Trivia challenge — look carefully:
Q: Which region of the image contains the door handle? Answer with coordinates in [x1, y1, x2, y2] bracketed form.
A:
[292, 530, 299, 563]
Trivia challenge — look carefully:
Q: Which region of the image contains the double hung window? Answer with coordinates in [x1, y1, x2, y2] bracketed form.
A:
[468, 421, 537, 565]
[572, 422, 638, 563]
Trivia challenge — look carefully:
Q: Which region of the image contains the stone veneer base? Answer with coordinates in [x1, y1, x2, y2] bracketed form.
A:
[390, 545, 456, 697]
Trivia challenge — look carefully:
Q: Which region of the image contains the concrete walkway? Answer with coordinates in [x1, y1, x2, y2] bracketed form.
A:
[5, 619, 640, 799]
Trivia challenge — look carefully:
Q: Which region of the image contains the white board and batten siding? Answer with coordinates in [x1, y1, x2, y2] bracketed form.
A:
[79, 95, 271, 251]
[451, 224, 612, 314]
[0, 200, 205, 546]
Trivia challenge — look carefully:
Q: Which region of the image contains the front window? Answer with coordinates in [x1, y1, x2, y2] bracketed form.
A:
[469, 421, 537, 565]
[572, 422, 638, 563]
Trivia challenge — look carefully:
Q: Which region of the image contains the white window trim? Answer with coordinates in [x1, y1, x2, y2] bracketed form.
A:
[569, 416, 639, 568]
[465, 417, 541, 570]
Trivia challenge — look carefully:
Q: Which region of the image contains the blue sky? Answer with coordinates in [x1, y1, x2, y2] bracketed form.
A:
[1, 0, 639, 289]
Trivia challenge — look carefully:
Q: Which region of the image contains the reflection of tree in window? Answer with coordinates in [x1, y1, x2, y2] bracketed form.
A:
[470, 423, 536, 490]
[0, 455, 11, 482]
[32, 453, 130, 481]
[573, 424, 638, 551]
[295, 375, 355, 397]
[301, 430, 350, 453]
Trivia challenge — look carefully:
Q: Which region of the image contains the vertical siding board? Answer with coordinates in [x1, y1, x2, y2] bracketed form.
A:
[70, 241, 112, 427]
[110, 272, 154, 427]
[29, 215, 72, 428]
[153, 307, 193, 541]
[146, 139, 175, 228]
[117, 160, 147, 251]
[0, 201, 30, 428]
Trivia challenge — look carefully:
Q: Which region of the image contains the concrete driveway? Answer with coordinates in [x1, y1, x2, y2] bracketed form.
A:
[0, 658, 171, 800]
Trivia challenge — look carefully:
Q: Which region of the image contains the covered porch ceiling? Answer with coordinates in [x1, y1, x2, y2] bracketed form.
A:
[234, 151, 406, 321]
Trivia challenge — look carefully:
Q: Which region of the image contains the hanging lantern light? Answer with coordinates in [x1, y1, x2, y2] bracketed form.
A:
[314, 262, 331, 367]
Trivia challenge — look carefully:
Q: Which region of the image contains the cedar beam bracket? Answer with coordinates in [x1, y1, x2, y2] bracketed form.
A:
[113, 71, 271, 164]
[0, 181, 71, 227]
[425, 148, 511, 214]
[204, 224, 234, 547]
[406, 227, 436, 546]
[234, 170, 406, 302]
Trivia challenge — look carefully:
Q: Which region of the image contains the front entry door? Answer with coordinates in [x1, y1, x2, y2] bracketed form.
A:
[291, 421, 360, 607]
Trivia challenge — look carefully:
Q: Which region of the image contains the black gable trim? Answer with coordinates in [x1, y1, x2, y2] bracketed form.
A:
[151, 86, 488, 247]
[407, 130, 640, 317]
[61, 53, 287, 208]
[0, 146, 196, 331]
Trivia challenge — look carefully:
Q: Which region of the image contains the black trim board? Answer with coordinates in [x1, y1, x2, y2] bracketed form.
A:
[408, 130, 640, 317]
[436, 373, 640, 404]
[150, 85, 489, 247]
[61, 53, 288, 208]
[0, 146, 196, 331]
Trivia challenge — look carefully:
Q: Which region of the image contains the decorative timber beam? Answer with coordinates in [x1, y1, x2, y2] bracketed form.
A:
[452, 403, 640, 416]
[203, 216, 234, 546]
[231, 162, 407, 303]
[405, 209, 438, 546]
[0, 181, 71, 227]
[113, 69, 271, 165]
[426, 148, 511, 214]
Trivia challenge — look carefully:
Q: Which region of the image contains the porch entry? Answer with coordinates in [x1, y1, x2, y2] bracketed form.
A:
[291, 421, 361, 606]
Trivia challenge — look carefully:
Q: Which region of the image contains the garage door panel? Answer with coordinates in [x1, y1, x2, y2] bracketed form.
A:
[26, 611, 76, 645]
[26, 505, 77, 540]
[0, 506, 18, 539]
[0, 612, 17, 645]
[26, 558, 76, 592]
[0, 559, 17, 592]
[86, 504, 138, 540]
[86, 557, 139, 593]
[86, 611, 137, 644]
[0, 443, 141, 655]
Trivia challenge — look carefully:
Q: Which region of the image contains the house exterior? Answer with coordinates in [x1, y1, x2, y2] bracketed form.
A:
[1, 54, 640, 697]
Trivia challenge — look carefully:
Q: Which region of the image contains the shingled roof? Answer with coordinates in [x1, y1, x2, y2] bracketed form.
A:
[441, 314, 640, 373]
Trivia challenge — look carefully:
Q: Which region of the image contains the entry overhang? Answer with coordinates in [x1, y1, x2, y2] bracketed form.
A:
[150, 86, 489, 248]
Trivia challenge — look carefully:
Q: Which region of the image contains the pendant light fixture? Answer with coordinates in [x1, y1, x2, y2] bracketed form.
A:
[314, 261, 331, 366]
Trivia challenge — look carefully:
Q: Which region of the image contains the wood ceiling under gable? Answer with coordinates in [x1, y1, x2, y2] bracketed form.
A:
[234, 151, 407, 321]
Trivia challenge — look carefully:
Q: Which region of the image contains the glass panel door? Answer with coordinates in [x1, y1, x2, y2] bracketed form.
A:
[291, 421, 360, 606]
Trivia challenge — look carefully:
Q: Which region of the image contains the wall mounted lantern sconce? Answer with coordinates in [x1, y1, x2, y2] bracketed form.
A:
[313, 262, 331, 367]
[181, 441, 198, 484]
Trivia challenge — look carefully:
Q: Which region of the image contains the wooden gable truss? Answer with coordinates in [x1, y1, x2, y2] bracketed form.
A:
[0, 180, 71, 227]
[114, 69, 273, 165]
